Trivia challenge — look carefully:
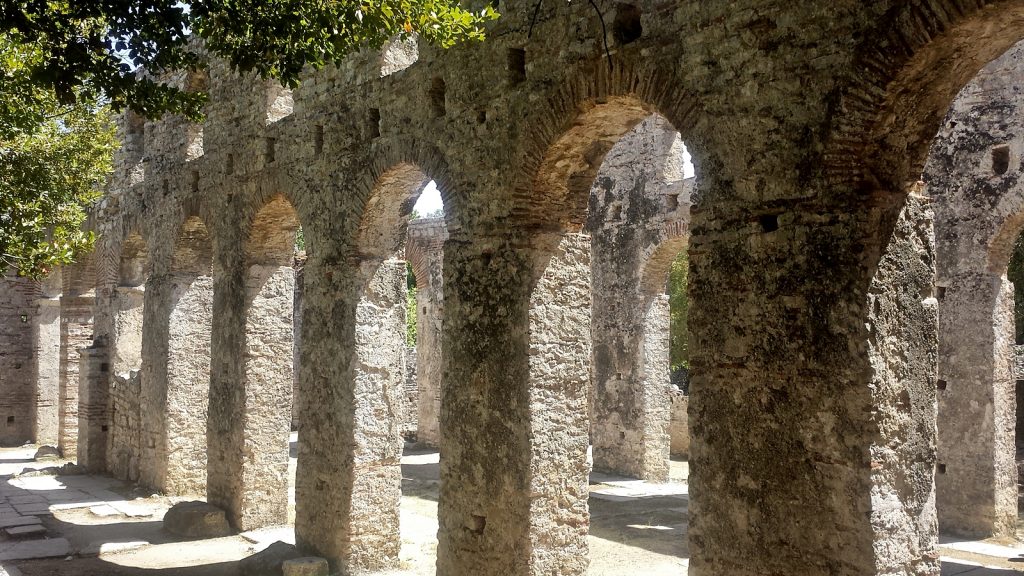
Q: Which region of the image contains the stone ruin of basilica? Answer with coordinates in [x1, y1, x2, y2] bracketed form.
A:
[6, 1, 1024, 575]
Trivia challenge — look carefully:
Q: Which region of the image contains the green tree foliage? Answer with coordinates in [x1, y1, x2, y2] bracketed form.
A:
[2, 0, 497, 120]
[1, 35, 117, 277]
[668, 250, 689, 370]
[1008, 230, 1024, 345]
[2, 0, 494, 277]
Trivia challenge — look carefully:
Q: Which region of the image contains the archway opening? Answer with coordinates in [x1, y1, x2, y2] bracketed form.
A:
[515, 101, 697, 573]
[107, 230, 150, 483]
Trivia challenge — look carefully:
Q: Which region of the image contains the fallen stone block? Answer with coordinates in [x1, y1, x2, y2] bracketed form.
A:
[163, 501, 232, 539]
[15, 463, 86, 478]
[32, 446, 59, 460]
[239, 541, 303, 576]
[282, 557, 329, 576]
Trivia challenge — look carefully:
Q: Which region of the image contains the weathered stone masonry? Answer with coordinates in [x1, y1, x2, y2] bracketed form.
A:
[2, 1, 1022, 575]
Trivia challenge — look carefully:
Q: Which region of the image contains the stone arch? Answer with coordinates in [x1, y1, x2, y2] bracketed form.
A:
[118, 230, 151, 289]
[824, 0, 1024, 190]
[638, 227, 689, 301]
[231, 193, 300, 530]
[489, 98, 698, 572]
[927, 39, 1024, 539]
[245, 194, 301, 266]
[512, 62, 700, 232]
[357, 139, 457, 235]
[354, 163, 431, 263]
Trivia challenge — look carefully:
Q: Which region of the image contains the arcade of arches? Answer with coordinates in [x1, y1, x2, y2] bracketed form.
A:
[8, 2, 1024, 575]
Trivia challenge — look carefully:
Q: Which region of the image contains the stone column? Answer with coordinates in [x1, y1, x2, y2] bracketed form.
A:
[207, 258, 296, 529]
[415, 265, 443, 447]
[637, 294, 671, 479]
[58, 295, 94, 459]
[936, 272, 1017, 537]
[688, 195, 939, 576]
[294, 258, 406, 569]
[32, 298, 61, 447]
[437, 233, 591, 575]
[237, 264, 294, 528]
[167, 274, 214, 495]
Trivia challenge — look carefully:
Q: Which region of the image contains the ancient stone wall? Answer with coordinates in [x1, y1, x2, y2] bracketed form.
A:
[78, 1, 1024, 573]
[927, 40, 1024, 539]
[56, 257, 96, 458]
[108, 369, 142, 482]
[0, 274, 42, 445]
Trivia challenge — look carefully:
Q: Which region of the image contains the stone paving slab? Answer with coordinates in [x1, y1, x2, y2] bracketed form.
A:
[4, 524, 46, 538]
[0, 538, 70, 561]
[0, 516, 38, 530]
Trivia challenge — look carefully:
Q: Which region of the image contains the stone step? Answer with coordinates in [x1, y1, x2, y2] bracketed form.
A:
[3, 525, 45, 539]
[0, 538, 69, 561]
[0, 517, 40, 530]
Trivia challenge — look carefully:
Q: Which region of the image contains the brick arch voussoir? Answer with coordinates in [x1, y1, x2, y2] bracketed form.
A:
[345, 138, 455, 258]
[513, 57, 702, 232]
[824, 0, 1024, 193]
[639, 220, 689, 300]
[233, 171, 306, 268]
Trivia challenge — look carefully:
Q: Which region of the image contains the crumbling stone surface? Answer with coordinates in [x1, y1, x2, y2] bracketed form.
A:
[163, 500, 233, 538]
[406, 218, 446, 447]
[32, 446, 59, 460]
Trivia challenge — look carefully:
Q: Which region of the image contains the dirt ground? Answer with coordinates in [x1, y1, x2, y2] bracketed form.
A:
[2, 444, 1022, 575]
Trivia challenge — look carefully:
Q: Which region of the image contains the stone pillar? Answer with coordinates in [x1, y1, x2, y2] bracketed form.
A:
[77, 343, 110, 472]
[105, 286, 145, 478]
[936, 272, 1017, 537]
[237, 264, 294, 528]
[166, 274, 212, 495]
[415, 278, 443, 447]
[591, 274, 671, 481]
[688, 195, 939, 576]
[32, 298, 61, 447]
[58, 295, 94, 459]
[437, 233, 591, 575]
[407, 218, 447, 448]
[637, 294, 671, 479]
[294, 259, 405, 569]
